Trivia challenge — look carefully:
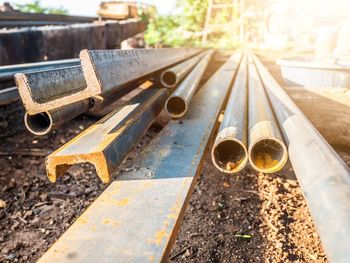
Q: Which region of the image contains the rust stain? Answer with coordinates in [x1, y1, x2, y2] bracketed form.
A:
[148, 255, 155, 262]
[103, 219, 121, 227]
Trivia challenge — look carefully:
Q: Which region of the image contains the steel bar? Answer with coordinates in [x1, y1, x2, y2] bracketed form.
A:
[80, 47, 201, 96]
[46, 83, 169, 184]
[0, 86, 19, 106]
[247, 54, 288, 173]
[160, 52, 205, 88]
[0, 58, 79, 83]
[165, 50, 214, 118]
[253, 54, 350, 263]
[15, 66, 88, 114]
[211, 54, 248, 173]
[37, 52, 242, 263]
[24, 99, 92, 136]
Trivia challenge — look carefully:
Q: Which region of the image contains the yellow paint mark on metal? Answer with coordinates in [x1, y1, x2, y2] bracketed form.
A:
[149, 255, 155, 262]
[89, 225, 97, 232]
[115, 198, 129, 206]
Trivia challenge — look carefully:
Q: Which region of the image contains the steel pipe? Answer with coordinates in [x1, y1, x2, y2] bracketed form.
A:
[24, 99, 92, 136]
[248, 54, 288, 173]
[165, 50, 214, 118]
[211, 54, 248, 173]
[0, 86, 19, 106]
[160, 52, 205, 88]
[253, 53, 350, 263]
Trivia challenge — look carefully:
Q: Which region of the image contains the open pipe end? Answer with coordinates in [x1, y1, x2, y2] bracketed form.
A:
[24, 111, 53, 136]
[165, 96, 187, 118]
[249, 138, 288, 173]
[211, 139, 248, 174]
[160, 71, 177, 88]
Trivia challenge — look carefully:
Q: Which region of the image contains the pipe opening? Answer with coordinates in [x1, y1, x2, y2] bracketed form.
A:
[213, 139, 247, 173]
[161, 71, 177, 87]
[25, 112, 52, 135]
[250, 139, 287, 173]
[166, 96, 187, 118]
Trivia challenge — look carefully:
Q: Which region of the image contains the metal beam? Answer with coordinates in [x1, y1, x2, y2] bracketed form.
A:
[253, 53, 350, 263]
[0, 86, 19, 106]
[46, 81, 166, 184]
[37, 52, 242, 263]
[15, 66, 88, 114]
[211, 54, 247, 173]
[165, 50, 214, 118]
[80, 48, 201, 96]
[247, 54, 287, 173]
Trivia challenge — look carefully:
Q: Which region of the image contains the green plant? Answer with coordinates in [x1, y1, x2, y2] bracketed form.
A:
[15, 0, 68, 15]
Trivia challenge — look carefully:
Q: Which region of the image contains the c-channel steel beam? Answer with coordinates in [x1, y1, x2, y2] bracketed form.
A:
[46, 81, 167, 184]
[15, 48, 200, 114]
[253, 53, 350, 263]
[37, 52, 242, 263]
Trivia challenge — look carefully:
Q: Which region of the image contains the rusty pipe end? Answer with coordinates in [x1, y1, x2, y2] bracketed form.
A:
[165, 96, 188, 118]
[211, 138, 248, 174]
[24, 111, 53, 136]
[160, 70, 177, 88]
[248, 138, 288, 173]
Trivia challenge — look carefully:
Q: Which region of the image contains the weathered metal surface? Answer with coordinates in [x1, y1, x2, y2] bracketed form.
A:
[160, 52, 205, 88]
[253, 54, 350, 263]
[37, 52, 241, 263]
[165, 50, 213, 118]
[0, 86, 19, 106]
[46, 82, 167, 184]
[80, 48, 201, 96]
[0, 58, 79, 83]
[0, 20, 146, 65]
[248, 54, 288, 173]
[24, 99, 91, 136]
[15, 66, 88, 114]
[211, 54, 248, 173]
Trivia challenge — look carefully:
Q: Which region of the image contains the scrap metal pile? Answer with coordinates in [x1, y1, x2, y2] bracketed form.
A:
[1, 48, 350, 262]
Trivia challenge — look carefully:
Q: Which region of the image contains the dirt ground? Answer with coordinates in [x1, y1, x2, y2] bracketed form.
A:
[0, 51, 349, 262]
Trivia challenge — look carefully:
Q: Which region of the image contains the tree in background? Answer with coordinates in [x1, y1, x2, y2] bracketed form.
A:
[15, 0, 68, 15]
[145, 0, 240, 48]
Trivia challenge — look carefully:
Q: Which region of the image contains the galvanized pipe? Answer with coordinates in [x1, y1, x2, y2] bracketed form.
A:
[165, 50, 214, 118]
[160, 52, 205, 88]
[253, 54, 350, 263]
[248, 55, 288, 173]
[211, 54, 248, 173]
[24, 99, 92, 136]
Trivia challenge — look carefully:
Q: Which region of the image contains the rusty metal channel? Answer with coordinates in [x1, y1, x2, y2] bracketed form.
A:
[253, 53, 350, 263]
[37, 52, 242, 263]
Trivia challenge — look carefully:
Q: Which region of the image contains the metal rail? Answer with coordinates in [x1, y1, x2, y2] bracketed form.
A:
[211, 54, 248, 173]
[247, 54, 287, 173]
[0, 86, 19, 106]
[253, 53, 350, 263]
[37, 52, 241, 263]
[46, 81, 166, 184]
[165, 50, 214, 118]
[160, 52, 205, 88]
